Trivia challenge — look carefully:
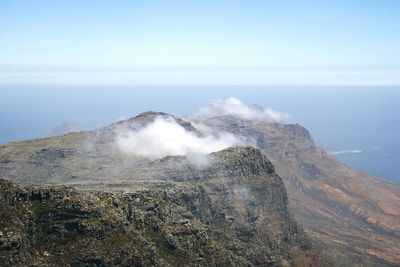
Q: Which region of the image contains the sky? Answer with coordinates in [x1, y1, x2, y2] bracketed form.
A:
[0, 0, 399, 85]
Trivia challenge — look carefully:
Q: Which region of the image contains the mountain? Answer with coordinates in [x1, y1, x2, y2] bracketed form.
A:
[0, 146, 321, 266]
[197, 115, 400, 266]
[0, 111, 399, 266]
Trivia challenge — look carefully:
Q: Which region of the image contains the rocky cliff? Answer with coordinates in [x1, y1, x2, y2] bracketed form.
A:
[199, 115, 400, 266]
[0, 147, 321, 266]
[1, 111, 399, 266]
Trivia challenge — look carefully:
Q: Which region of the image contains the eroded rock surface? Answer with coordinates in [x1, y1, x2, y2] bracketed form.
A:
[0, 147, 321, 266]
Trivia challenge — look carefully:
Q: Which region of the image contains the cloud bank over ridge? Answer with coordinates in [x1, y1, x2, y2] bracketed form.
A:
[114, 97, 284, 165]
[190, 97, 290, 122]
[116, 116, 244, 162]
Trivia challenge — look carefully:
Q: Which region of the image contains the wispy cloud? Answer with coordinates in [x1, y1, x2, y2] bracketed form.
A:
[189, 97, 290, 122]
[115, 116, 244, 163]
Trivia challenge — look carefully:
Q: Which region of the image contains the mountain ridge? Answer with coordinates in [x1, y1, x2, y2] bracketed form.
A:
[0, 146, 322, 266]
[196, 114, 400, 265]
[0, 111, 399, 266]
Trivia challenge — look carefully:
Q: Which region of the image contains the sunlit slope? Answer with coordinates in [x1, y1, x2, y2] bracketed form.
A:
[202, 116, 400, 266]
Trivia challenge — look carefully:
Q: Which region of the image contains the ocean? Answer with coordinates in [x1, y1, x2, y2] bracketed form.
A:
[1, 86, 399, 183]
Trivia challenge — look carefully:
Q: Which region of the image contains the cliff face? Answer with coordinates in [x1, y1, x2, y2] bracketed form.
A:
[0, 147, 321, 267]
[200, 116, 400, 266]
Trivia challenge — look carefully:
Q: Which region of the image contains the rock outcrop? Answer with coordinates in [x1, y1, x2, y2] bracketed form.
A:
[199, 115, 400, 266]
[0, 147, 321, 266]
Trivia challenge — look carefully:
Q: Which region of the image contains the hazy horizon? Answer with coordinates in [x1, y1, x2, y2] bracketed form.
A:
[1, 0, 399, 85]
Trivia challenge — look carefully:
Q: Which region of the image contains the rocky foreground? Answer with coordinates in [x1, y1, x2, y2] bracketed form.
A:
[0, 147, 322, 266]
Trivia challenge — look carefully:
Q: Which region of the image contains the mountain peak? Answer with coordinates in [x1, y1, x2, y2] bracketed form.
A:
[135, 111, 173, 119]
[110, 111, 197, 133]
[212, 146, 276, 176]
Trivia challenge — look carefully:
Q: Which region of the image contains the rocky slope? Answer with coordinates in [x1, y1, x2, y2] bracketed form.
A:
[0, 147, 321, 266]
[199, 115, 400, 266]
[1, 111, 399, 266]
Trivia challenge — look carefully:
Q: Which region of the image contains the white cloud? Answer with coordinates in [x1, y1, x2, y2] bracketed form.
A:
[190, 97, 290, 122]
[115, 116, 244, 162]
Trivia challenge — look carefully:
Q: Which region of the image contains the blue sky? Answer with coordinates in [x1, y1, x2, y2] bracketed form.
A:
[0, 0, 399, 85]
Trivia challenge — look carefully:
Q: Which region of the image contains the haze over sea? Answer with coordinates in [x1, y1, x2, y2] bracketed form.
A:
[0, 86, 398, 184]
